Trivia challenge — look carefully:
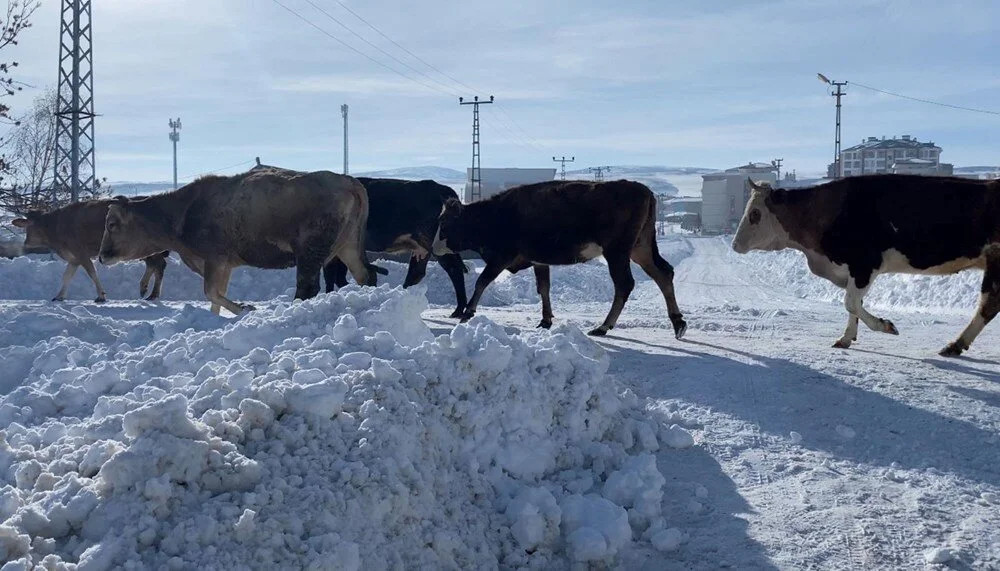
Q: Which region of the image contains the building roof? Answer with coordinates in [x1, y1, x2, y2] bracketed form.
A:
[842, 135, 939, 153]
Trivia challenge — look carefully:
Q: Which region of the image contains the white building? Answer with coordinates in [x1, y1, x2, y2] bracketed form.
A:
[832, 135, 951, 177]
[464, 168, 556, 203]
[700, 162, 777, 235]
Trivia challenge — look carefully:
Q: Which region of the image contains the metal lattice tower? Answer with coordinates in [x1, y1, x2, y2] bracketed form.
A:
[589, 166, 611, 182]
[460, 95, 493, 202]
[53, 0, 96, 203]
[553, 156, 575, 180]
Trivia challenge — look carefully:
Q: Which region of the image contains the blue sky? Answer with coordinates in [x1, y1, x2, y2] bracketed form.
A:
[5, 0, 999, 182]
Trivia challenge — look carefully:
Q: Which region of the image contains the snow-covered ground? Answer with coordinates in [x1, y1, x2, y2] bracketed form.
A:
[1, 236, 998, 569]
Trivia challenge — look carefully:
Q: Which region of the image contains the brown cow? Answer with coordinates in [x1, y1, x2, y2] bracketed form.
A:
[98, 169, 372, 315]
[432, 179, 686, 338]
[12, 200, 170, 302]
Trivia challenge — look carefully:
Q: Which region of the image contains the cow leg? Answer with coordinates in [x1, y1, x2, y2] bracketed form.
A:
[295, 258, 323, 300]
[323, 259, 349, 293]
[337, 244, 374, 287]
[403, 254, 430, 289]
[941, 248, 1000, 356]
[80, 258, 107, 303]
[835, 276, 897, 348]
[590, 251, 635, 336]
[142, 252, 168, 301]
[632, 245, 687, 339]
[461, 258, 514, 322]
[436, 253, 469, 318]
[52, 263, 79, 301]
[534, 264, 554, 329]
[203, 262, 246, 315]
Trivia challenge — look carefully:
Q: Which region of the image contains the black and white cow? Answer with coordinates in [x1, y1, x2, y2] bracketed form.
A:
[324, 178, 469, 317]
[432, 179, 687, 338]
[732, 174, 1000, 356]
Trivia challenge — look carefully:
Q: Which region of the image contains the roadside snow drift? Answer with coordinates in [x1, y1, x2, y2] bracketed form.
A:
[0, 286, 680, 568]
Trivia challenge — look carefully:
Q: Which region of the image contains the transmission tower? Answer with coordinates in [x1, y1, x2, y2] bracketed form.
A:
[53, 0, 96, 203]
[771, 157, 783, 183]
[169, 118, 181, 190]
[341, 104, 349, 175]
[460, 95, 493, 202]
[817, 73, 846, 179]
[589, 166, 611, 182]
[553, 156, 575, 180]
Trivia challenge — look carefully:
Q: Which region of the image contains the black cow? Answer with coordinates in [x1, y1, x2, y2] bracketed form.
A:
[732, 174, 1000, 356]
[432, 179, 687, 338]
[324, 178, 469, 317]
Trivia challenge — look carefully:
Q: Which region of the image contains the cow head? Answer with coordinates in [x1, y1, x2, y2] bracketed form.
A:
[432, 198, 465, 256]
[99, 196, 165, 265]
[11, 210, 48, 249]
[731, 178, 790, 254]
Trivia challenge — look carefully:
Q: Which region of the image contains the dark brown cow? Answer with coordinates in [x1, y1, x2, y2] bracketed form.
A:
[98, 169, 372, 315]
[12, 200, 170, 302]
[432, 179, 686, 338]
[732, 174, 1000, 356]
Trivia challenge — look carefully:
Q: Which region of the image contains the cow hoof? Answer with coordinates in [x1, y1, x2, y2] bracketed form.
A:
[94, 297, 107, 304]
[449, 308, 466, 319]
[673, 319, 688, 340]
[939, 343, 964, 357]
[833, 339, 853, 349]
[459, 311, 475, 323]
[588, 327, 609, 337]
[51, 296, 65, 302]
[240, 303, 256, 312]
[145, 294, 159, 301]
[882, 320, 899, 335]
[537, 319, 552, 329]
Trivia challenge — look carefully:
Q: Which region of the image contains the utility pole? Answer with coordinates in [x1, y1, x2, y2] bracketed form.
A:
[553, 155, 575, 180]
[53, 0, 96, 203]
[771, 157, 783, 183]
[459, 95, 493, 202]
[817, 73, 847, 179]
[589, 166, 611, 182]
[169, 118, 181, 190]
[341, 104, 349, 175]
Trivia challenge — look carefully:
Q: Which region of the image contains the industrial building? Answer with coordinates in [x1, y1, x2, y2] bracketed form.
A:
[464, 168, 556, 203]
[700, 162, 777, 235]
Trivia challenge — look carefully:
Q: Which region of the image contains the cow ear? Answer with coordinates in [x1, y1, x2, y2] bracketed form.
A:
[443, 198, 463, 214]
[769, 189, 788, 205]
[747, 177, 772, 193]
[11, 218, 31, 228]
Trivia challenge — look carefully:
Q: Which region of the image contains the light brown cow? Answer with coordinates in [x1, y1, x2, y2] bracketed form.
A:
[12, 200, 170, 302]
[98, 168, 372, 315]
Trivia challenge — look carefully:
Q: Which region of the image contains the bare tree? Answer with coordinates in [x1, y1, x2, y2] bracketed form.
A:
[0, 1, 40, 182]
[0, 87, 54, 212]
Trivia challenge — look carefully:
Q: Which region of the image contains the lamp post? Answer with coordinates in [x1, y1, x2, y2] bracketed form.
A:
[818, 73, 847, 178]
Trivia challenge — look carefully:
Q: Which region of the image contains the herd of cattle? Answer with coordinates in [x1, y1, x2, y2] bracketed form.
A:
[8, 168, 1000, 357]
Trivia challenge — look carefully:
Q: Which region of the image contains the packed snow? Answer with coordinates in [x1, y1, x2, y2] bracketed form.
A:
[1, 235, 999, 569]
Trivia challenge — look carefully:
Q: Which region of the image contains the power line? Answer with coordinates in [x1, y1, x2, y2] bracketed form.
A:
[850, 81, 1000, 116]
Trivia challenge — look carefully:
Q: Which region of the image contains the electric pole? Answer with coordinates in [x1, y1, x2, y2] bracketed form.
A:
[341, 104, 349, 175]
[169, 118, 181, 190]
[817, 73, 847, 179]
[553, 156, 575, 180]
[589, 166, 611, 182]
[53, 0, 96, 203]
[771, 157, 783, 183]
[460, 95, 493, 202]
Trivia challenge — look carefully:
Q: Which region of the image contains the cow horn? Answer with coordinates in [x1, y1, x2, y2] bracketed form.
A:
[113, 195, 129, 205]
[747, 178, 769, 192]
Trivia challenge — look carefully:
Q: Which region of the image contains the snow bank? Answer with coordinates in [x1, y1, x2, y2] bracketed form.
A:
[0, 285, 679, 568]
[0, 236, 695, 310]
[738, 246, 983, 313]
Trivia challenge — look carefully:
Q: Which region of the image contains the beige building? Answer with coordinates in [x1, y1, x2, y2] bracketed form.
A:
[832, 135, 951, 177]
[700, 162, 777, 235]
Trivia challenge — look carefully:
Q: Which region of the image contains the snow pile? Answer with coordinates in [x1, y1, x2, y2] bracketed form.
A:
[0, 236, 694, 309]
[0, 285, 679, 568]
[738, 246, 983, 313]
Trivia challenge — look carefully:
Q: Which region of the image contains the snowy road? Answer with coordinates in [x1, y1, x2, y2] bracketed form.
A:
[2, 236, 998, 568]
[427, 236, 1000, 569]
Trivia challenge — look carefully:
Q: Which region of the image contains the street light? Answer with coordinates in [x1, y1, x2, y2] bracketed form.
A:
[818, 73, 847, 178]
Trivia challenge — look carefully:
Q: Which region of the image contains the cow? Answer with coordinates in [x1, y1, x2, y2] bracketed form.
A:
[323, 177, 469, 317]
[731, 174, 1000, 357]
[98, 168, 373, 315]
[11, 200, 171, 302]
[431, 179, 687, 338]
